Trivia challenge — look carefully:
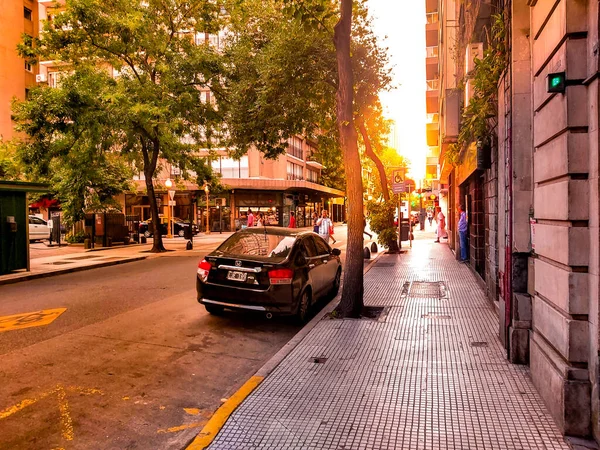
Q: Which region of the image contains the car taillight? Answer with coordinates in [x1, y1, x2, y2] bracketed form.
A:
[268, 268, 293, 285]
[198, 259, 212, 281]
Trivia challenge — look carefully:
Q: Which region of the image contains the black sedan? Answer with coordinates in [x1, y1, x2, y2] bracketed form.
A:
[196, 227, 342, 322]
[139, 218, 199, 237]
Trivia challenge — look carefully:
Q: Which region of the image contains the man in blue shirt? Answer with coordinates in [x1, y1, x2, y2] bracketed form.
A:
[458, 204, 468, 262]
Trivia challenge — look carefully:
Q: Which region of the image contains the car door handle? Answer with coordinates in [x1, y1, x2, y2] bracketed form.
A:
[309, 264, 315, 269]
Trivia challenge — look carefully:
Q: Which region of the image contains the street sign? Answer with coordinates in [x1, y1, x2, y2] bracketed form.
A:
[391, 168, 406, 194]
[168, 190, 176, 201]
[168, 200, 176, 206]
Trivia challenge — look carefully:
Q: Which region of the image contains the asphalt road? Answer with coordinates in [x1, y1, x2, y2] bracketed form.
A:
[0, 251, 305, 450]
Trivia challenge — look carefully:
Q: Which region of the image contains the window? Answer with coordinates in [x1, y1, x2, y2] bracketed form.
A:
[307, 168, 319, 183]
[24, 61, 32, 72]
[300, 238, 318, 258]
[217, 232, 296, 262]
[312, 236, 331, 255]
[287, 161, 303, 181]
[211, 156, 249, 178]
[287, 137, 303, 159]
[24, 7, 32, 21]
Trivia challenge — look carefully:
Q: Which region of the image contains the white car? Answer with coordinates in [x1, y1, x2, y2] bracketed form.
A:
[29, 215, 51, 242]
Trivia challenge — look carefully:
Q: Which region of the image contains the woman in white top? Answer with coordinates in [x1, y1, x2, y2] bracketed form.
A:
[435, 207, 447, 243]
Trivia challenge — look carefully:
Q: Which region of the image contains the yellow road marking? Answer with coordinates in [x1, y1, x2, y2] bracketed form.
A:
[0, 308, 66, 333]
[186, 376, 264, 449]
[0, 385, 102, 442]
[157, 421, 207, 434]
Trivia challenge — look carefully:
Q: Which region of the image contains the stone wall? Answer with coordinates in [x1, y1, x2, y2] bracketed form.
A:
[529, 0, 592, 437]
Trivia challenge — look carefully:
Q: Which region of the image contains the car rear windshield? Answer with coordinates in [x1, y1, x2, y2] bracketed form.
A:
[216, 233, 297, 261]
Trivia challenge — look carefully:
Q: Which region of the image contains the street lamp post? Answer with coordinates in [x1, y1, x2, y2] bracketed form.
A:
[204, 184, 210, 234]
[165, 178, 175, 239]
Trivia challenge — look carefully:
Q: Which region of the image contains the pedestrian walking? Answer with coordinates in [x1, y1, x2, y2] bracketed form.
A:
[247, 209, 254, 227]
[289, 211, 296, 228]
[363, 216, 372, 239]
[427, 210, 433, 227]
[434, 207, 447, 243]
[458, 204, 468, 262]
[312, 212, 319, 233]
[327, 211, 336, 243]
[317, 210, 333, 243]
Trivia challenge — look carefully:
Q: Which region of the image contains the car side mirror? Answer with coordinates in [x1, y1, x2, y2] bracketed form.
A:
[331, 248, 341, 256]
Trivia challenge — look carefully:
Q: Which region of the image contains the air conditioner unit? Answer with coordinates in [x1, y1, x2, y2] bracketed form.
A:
[35, 74, 47, 83]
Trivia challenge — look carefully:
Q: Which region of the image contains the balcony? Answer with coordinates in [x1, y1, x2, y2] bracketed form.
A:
[426, 79, 439, 91]
[426, 12, 439, 24]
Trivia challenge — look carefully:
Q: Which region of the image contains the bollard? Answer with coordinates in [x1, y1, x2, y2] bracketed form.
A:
[363, 246, 371, 259]
[186, 240, 193, 250]
[107, 237, 112, 247]
[141, 236, 147, 244]
[370, 242, 378, 253]
[84, 238, 91, 250]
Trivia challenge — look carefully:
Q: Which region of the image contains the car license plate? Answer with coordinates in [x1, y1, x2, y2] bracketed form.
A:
[227, 271, 247, 282]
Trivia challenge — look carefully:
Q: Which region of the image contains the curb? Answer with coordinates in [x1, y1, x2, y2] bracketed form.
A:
[185, 249, 386, 450]
[0, 256, 148, 286]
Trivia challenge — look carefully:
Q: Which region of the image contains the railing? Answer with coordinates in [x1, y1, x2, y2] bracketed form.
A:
[426, 12, 438, 24]
[426, 79, 439, 91]
[426, 46, 439, 58]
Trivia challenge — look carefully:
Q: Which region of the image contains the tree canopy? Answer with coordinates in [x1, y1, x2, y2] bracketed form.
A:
[14, 0, 223, 249]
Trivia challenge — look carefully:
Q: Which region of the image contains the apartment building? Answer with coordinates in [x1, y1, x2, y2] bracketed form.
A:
[425, 0, 441, 193]
[432, 0, 600, 441]
[0, 0, 40, 141]
[122, 137, 344, 232]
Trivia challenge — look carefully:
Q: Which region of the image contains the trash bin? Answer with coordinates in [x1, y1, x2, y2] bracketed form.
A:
[400, 219, 410, 241]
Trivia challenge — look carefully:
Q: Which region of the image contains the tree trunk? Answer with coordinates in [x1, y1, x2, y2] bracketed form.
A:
[356, 116, 399, 253]
[142, 137, 166, 253]
[334, 0, 363, 318]
[357, 116, 389, 202]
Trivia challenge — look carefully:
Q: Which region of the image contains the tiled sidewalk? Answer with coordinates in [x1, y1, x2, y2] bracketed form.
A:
[207, 240, 569, 449]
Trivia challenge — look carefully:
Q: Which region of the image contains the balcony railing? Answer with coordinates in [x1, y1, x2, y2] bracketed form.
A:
[426, 79, 439, 91]
[426, 46, 439, 58]
[426, 12, 438, 24]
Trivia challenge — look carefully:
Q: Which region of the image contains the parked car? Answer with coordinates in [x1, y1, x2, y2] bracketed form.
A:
[28, 215, 51, 242]
[139, 218, 199, 237]
[196, 227, 342, 322]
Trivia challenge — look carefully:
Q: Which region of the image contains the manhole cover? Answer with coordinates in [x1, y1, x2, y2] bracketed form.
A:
[471, 341, 488, 347]
[421, 314, 451, 320]
[44, 261, 73, 266]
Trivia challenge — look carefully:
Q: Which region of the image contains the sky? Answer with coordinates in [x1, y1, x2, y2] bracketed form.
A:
[366, 0, 427, 180]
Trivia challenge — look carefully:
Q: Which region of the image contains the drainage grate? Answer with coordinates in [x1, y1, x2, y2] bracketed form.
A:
[471, 341, 489, 347]
[401, 281, 448, 299]
[421, 314, 451, 320]
[44, 261, 73, 266]
[311, 357, 327, 364]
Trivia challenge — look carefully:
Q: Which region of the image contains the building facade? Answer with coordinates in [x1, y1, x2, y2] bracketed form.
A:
[432, 0, 600, 441]
[0, 0, 41, 141]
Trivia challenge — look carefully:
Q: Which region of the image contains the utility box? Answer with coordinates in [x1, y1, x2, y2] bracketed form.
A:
[0, 181, 48, 275]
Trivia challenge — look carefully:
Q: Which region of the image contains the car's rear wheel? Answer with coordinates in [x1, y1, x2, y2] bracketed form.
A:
[330, 268, 341, 298]
[296, 289, 311, 324]
[205, 304, 224, 315]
